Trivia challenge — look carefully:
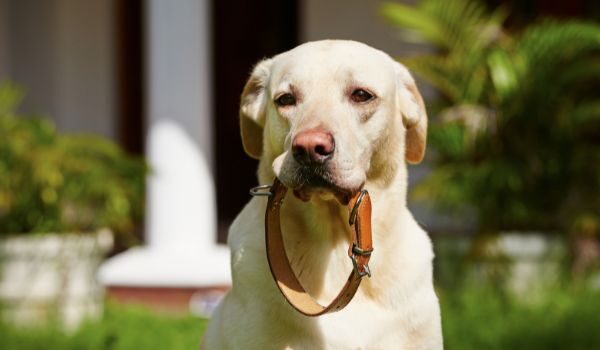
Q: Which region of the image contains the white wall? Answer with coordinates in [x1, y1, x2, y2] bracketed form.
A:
[4, 0, 58, 118]
[301, 0, 433, 96]
[0, 0, 116, 140]
[302, 1, 423, 52]
[54, 0, 116, 139]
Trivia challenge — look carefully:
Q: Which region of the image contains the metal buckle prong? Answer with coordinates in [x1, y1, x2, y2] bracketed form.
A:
[350, 254, 372, 278]
[249, 184, 273, 197]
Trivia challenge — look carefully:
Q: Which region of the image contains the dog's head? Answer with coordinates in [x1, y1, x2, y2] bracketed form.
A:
[240, 40, 427, 203]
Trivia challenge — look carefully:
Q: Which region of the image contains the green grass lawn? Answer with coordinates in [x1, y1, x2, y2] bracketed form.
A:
[1, 285, 600, 350]
[0, 303, 208, 350]
[441, 284, 600, 350]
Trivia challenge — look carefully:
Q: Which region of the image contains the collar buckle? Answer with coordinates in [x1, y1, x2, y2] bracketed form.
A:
[249, 184, 273, 197]
[349, 243, 373, 278]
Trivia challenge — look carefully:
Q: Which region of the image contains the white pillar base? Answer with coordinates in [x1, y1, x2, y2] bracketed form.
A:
[99, 120, 231, 289]
[98, 246, 230, 287]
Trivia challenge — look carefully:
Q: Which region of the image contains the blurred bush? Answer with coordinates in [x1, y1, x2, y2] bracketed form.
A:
[0, 82, 146, 244]
[382, 0, 600, 235]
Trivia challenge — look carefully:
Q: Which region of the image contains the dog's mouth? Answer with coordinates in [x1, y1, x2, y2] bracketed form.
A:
[284, 169, 361, 205]
[293, 186, 353, 205]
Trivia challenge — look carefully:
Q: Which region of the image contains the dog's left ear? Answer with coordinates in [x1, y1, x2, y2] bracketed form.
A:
[394, 62, 428, 164]
[239, 58, 273, 159]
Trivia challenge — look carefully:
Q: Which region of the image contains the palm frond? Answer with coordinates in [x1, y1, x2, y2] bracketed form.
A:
[556, 58, 600, 92]
[381, 0, 507, 52]
[486, 48, 520, 101]
[402, 55, 463, 101]
[381, 2, 447, 47]
[517, 20, 600, 83]
[570, 100, 600, 124]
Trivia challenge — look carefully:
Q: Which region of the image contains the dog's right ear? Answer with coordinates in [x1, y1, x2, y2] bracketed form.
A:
[240, 58, 273, 159]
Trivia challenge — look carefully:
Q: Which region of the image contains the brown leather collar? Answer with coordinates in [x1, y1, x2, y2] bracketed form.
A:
[251, 178, 374, 316]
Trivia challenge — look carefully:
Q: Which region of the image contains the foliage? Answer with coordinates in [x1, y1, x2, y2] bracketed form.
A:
[440, 282, 600, 350]
[0, 82, 146, 241]
[440, 285, 600, 350]
[0, 303, 207, 350]
[382, 0, 600, 233]
[2, 287, 600, 350]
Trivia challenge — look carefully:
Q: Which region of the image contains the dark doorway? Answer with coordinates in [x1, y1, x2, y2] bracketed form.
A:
[212, 0, 299, 242]
[114, 0, 145, 155]
[113, 0, 145, 251]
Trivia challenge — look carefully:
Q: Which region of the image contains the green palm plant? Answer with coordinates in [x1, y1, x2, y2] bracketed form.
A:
[381, 0, 600, 234]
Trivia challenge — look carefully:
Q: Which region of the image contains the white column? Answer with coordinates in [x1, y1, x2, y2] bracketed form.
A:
[99, 0, 230, 289]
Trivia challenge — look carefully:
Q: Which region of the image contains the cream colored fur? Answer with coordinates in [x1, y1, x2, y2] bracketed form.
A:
[202, 40, 442, 350]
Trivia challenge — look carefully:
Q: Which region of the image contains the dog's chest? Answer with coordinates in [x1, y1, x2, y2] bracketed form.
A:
[274, 302, 407, 350]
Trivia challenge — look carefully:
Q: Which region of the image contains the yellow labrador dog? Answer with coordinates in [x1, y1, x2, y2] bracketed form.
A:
[202, 40, 442, 349]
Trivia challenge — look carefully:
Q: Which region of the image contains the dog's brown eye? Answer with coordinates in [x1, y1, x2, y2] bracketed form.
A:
[350, 89, 374, 103]
[275, 93, 296, 106]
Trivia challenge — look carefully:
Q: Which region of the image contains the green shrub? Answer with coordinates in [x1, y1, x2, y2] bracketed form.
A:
[0, 82, 146, 242]
[382, 0, 600, 234]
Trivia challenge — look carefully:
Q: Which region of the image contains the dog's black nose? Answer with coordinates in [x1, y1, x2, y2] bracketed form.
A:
[292, 129, 335, 165]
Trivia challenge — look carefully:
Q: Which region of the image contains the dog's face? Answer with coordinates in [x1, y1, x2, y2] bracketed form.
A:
[240, 40, 427, 203]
